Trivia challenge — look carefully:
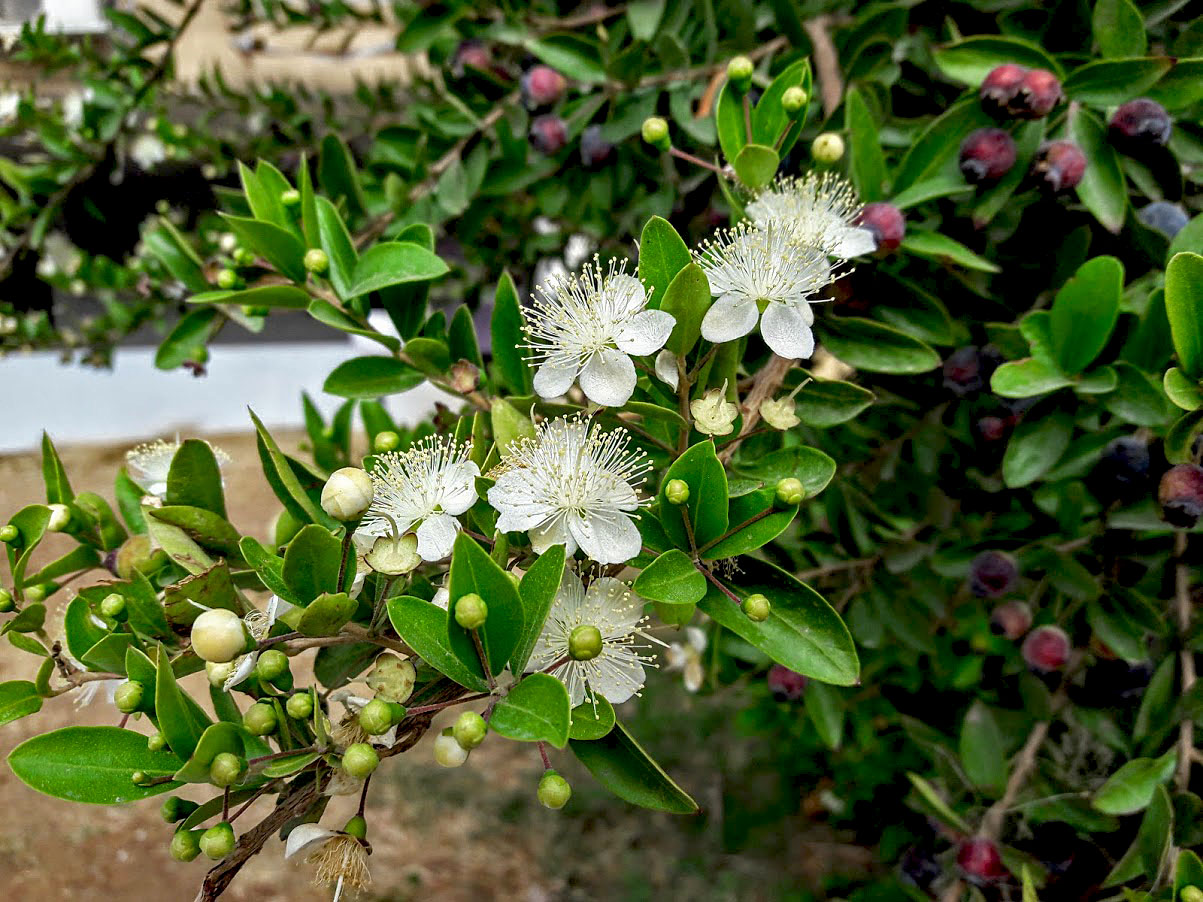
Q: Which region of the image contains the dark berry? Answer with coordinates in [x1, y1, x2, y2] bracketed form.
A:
[520, 65, 567, 109]
[450, 40, 492, 78]
[942, 345, 1001, 397]
[969, 551, 1018, 598]
[1138, 201, 1190, 239]
[976, 415, 1012, 443]
[1032, 140, 1087, 192]
[1012, 68, 1062, 118]
[1022, 625, 1070, 672]
[957, 838, 1007, 883]
[529, 115, 568, 155]
[990, 600, 1032, 640]
[980, 63, 1028, 117]
[1109, 98, 1172, 151]
[857, 202, 906, 252]
[1159, 463, 1203, 527]
[767, 664, 807, 701]
[579, 124, 614, 168]
[960, 128, 1017, 183]
[1087, 436, 1150, 504]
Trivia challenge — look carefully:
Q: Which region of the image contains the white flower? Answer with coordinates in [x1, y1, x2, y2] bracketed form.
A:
[529, 570, 660, 707]
[126, 438, 229, 499]
[654, 349, 679, 391]
[222, 596, 280, 691]
[665, 626, 708, 693]
[525, 257, 676, 407]
[746, 173, 876, 260]
[355, 437, 479, 562]
[487, 416, 649, 565]
[0, 92, 19, 124]
[61, 88, 92, 129]
[698, 224, 834, 360]
[129, 133, 167, 171]
[691, 381, 739, 436]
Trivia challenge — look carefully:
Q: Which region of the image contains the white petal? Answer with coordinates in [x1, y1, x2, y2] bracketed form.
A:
[605, 273, 647, 314]
[591, 658, 646, 705]
[530, 517, 576, 555]
[416, 512, 459, 561]
[579, 348, 637, 407]
[569, 510, 641, 565]
[654, 349, 679, 390]
[615, 309, 676, 356]
[685, 625, 707, 653]
[588, 576, 643, 632]
[265, 595, 280, 628]
[284, 823, 338, 859]
[760, 303, 815, 360]
[555, 570, 588, 614]
[701, 293, 758, 343]
[223, 652, 259, 692]
[533, 356, 580, 399]
[832, 226, 877, 258]
[683, 658, 704, 692]
[432, 587, 450, 610]
[439, 462, 480, 515]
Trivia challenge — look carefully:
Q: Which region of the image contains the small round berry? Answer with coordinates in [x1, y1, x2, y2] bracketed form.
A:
[453, 711, 488, 750]
[579, 124, 614, 168]
[767, 664, 807, 701]
[114, 680, 145, 714]
[170, 829, 203, 862]
[529, 115, 568, 155]
[979, 63, 1028, 117]
[191, 608, 251, 664]
[434, 731, 469, 767]
[520, 65, 567, 109]
[0, 590, 13, 613]
[568, 624, 603, 661]
[1012, 68, 1062, 118]
[1032, 140, 1087, 192]
[256, 648, 290, 682]
[147, 731, 167, 752]
[343, 814, 368, 839]
[1088, 436, 1150, 504]
[454, 593, 488, 630]
[641, 116, 670, 151]
[303, 248, 329, 274]
[969, 551, 1018, 598]
[1022, 625, 1071, 673]
[726, 55, 754, 89]
[990, 600, 1033, 640]
[233, 247, 255, 266]
[216, 268, 238, 290]
[1159, 464, 1203, 527]
[100, 593, 126, 620]
[782, 86, 808, 116]
[857, 202, 906, 252]
[538, 771, 572, 809]
[1110, 98, 1172, 151]
[744, 593, 771, 622]
[342, 742, 380, 778]
[977, 415, 1011, 443]
[665, 479, 690, 505]
[199, 822, 236, 860]
[957, 837, 1007, 883]
[811, 131, 844, 162]
[320, 467, 374, 521]
[286, 693, 314, 720]
[280, 188, 300, 207]
[372, 430, 400, 453]
[0, 525, 17, 543]
[358, 698, 396, 736]
[242, 703, 278, 737]
[1138, 201, 1190, 239]
[450, 39, 492, 78]
[45, 503, 71, 532]
[210, 752, 246, 788]
[960, 128, 1017, 183]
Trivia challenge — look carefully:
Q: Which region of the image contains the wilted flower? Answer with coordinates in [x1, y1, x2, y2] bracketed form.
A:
[221, 596, 280, 691]
[654, 349, 679, 391]
[284, 823, 370, 901]
[126, 438, 229, 499]
[664, 626, 708, 693]
[691, 382, 739, 436]
[746, 173, 875, 260]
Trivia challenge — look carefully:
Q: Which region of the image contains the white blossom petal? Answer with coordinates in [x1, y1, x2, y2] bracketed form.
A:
[760, 303, 816, 360]
[530, 517, 576, 555]
[700, 293, 758, 343]
[614, 309, 675, 356]
[832, 226, 877, 258]
[568, 510, 642, 565]
[415, 512, 459, 561]
[579, 348, 637, 407]
[654, 349, 679, 390]
[284, 824, 339, 860]
[533, 356, 579, 399]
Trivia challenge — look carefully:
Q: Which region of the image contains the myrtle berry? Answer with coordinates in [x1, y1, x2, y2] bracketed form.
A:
[1087, 436, 1150, 505]
[579, 124, 614, 168]
[520, 65, 567, 109]
[943, 346, 1001, 397]
[969, 551, 1018, 598]
[767, 664, 807, 701]
[529, 115, 568, 155]
[1159, 464, 1203, 527]
[538, 771, 572, 809]
[957, 837, 1007, 883]
[1032, 140, 1087, 192]
[990, 600, 1032, 640]
[1138, 201, 1190, 240]
[960, 128, 1017, 184]
[857, 202, 906, 252]
[979, 63, 1027, 117]
[451, 40, 492, 78]
[1012, 69, 1062, 118]
[1022, 625, 1071, 673]
[1109, 98, 1172, 151]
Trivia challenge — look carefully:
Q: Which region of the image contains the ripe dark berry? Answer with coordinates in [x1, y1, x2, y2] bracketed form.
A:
[990, 600, 1033, 640]
[579, 124, 614, 168]
[857, 202, 906, 252]
[1109, 98, 1172, 152]
[1159, 463, 1203, 527]
[1012, 68, 1062, 118]
[980, 63, 1027, 117]
[957, 838, 1007, 883]
[960, 128, 1017, 184]
[767, 664, 807, 701]
[969, 551, 1018, 598]
[450, 40, 492, 78]
[1022, 625, 1070, 672]
[520, 65, 567, 110]
[942, 345, 1001, 397]
[1032, 140, 1087, 192]
[1138, 201, 1190, 239]
[976, 415, 1012, 443]
[1088, 436, 1150, 505]
[529, 115, 568, 155]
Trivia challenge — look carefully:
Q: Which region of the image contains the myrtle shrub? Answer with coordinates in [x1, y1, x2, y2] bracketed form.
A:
[3, 1, 1203, 901]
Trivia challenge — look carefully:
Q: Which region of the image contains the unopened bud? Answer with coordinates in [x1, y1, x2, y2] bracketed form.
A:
[209, 752, 245, 788]
[782, 86, 808, 116]
[114, 680, 145, 714]
[453, 711, 488, 750]
[286, 693, 314, 719]
[726, 55, 754, 90]
[147, 731, 167, 752]
[303, 248, 329, 274]
[811, 132, 845, 163]
[161, 796, 199, 823]
[242, 703, 278, 736]
[538, 771, 572, 809]
[0, 525, 17, 543]
[256, 648, 290, 682]
[170, 829, 203, 862]
[321, 467, 374, 521]
[776, 477, 805, 506]
[358, 698, 397, 736]
[46, 503, 71, 532]
[216, 268, 238, 290]
[100, 593, 126, 620]
[665, 479, 690, 505]
[199, 822, 235, 860]
[744, 593, 771, 622]
[454, 593, 488, 630]
[280, 188, 300, 207]
[1182, 887, 1203, 902]
[191, 608, 252, 664]
[434, 730, 469, 767]
[642, 116, 670, 151]
[373, 431, 400, 453]
[342, 742, 379, 778]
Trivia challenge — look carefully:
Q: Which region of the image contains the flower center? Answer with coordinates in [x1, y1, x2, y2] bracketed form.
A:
[568, 624, 604, 661]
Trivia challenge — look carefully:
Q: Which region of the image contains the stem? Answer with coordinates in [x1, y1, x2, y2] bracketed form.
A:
[802, 15, 844, 118]
[718, 355, 793, 465]
[335, 530, 354, 593]
[248, 745, 322, 768]
[668, 146, 730, 177]
[222, 787, 230, 822]
[538, 741, 552, 770]
[404, 693, 491, 716]
[696, 507, 775, 556]
[979, 719, 1051, 841]
[356, 774, 372, 817]
[228, 784, 272, 824]
[1177, 531, 1195, 792]
[679, 500, 699, 555]
[471, 629, 497, 691]
[699, 565, 741, 606]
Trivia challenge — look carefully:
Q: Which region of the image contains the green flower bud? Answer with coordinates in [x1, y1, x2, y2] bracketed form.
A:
[782, 86, 808, 116]
[0, 525, 18, 543]
[434, 731, 469, 767]
[191, 608, 252, 663]
[342, 742, 380, 778]
[114, 680, 145, 714]
[372, 430, 401, 453]
[147, 730, 167, 752]
[1182, 887, 1203, 902]
[343, 814, 368, 839]
[320, 467, 374, 521]
[24, 584, 49, 603]
[358, 698, 396, 736]
[256, 648, 290, 682]
[365, 653, 416, 704]
[537, 771, 572, 809]
[776, 477, 805, 506]
[100, 592, 126, 620]
[743, 593, 771, 622]
[726, 55, 754, 90]
[641, 116, 671, 151]
[811, 131, 845, 163]
[280, 188, 301, 207]
[665, 479, 690, 505]
[199, 822, 236, 860]
[304, 248, 329, 274]
[242, 703, 278, 736]
[206, 660, 237, 688]
[453, 711, 488, 750]
[216, 268, 238, 290]
[454, 593, 488, 630]
[568, 624, 603, 661]
[131, 770, 148, 786]
[160, 795, 199, 823]
[286, 692, 315, 720]
[0, 589, 13, 613]
[210, 752, 245, 788]
[45, 503, 71, 532]
[170, 828, 203, 862]
[233, 247, 255, 266]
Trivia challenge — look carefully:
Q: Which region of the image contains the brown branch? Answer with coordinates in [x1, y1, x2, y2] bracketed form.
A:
[979, 719, 1051, 841]
[1177, 531, 1195, 792]
[803, 15, 843, 118]
[718, 354, 793, 464]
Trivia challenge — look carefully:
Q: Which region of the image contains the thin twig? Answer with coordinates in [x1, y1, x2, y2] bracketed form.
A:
[1177, 531, 1195, 792]
[803, 15, 844, 118]
[719, 355, 793, 464]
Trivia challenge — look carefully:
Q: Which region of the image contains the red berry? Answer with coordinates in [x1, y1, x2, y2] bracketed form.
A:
[1032, 140, 1087, 192]
[976, 415, 1011, 443]
[943, 345, 1001, 397]
[579, 124, 614, 168]
[990, 600, 1033, 640]
[857, 202, 906, 252]
[1023, 625, 1070, 673]
[957, 838, 1007, 883]
[970, 551, 1018, 598]
[1110, 98, 1172, 151]
[980, 63, 1028, 117]
[1159, 463, 1203, 527]
[1012, 68, 1062, 118]
[767, 664, 807, 701]
[521, 65, 567, 109]
[450, 40, 492, 78]
[529, 115, 568, 155]
[960, 128, 1017, 183]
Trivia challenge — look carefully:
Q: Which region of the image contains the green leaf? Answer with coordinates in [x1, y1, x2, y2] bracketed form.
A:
[323, 356, 426, 400]
[1167, 252, 1203, 378]
[805, 681, 845, 751]
[751, 58, 811, 156]
[308, 299, 400, 352]
[491, 271, 533, 394]
[737, 446, 836, 499]
[960, 701, 1007, 794]
[698, 558, 859, 685]
[1092, 750, 1177, 815]
[626, 0, 665, 40]
[1104, 362, 1173, 426]
[318, 134, 366, 216]
[991, 358, 1074, 398]
[1093, 0, 1147, 57]
[1175, 849, 1203, 897]
[638, 217, 691, 310]
[9, 726, 182, 804]
[142, 220, 209, 294]
[172, 721, 246, 783]
[794, 378, 875, 427]
[524, 34, 606, 83]
[893, 98, 996, 192]
[346, 242, 449, 298]
[250, 409, 339, 531]
[818, 317, 941, 374]
[570, 721, 698, 813]
[155, 308, 221, 372]
[296, 592, 356, 637]
[901, 231, 1000, 273]
[511, 545, 566, 673]
[148, 506, 242, 560]
[145, 512, 214, 575]
[282, 524, 342, 605]
[732, 143, 779, 190]
[845, 86, 887, 201]
[165, 439, 227, 517]
[1164, 367, 1203, 411]
[907, 772, 971, 833]
[262, 751, 322, 778]
[659, 263, 711, 356]
[1137, 785, 1174, 878]
[701, 489, 797, 560]
[714, 79, 747, 166]
[932, 35, 1062, 84]
[155, 645, 212, 761]
[1064, 58, 1171, 106]
[1003, 414, 1073, 488]
[220, 214, 307, 282]
[385, 596, 489, 692]
[658, 442, 728, 550]
[1049, 256, 1123, 374]
[41, 432, 73, 504]
[633, 549, 706, 605]
[1069, 105, 1127, 234]
[315, 196, 358, 302]
[0, 680, 41, 725]
[569, 696, 615, 740]
[489, 673, 571, 748]
[447, 533, 525, 677]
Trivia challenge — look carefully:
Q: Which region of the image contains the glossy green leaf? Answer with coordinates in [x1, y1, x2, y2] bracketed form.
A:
[172, 721, 246, 783]
[323, 356, 426, 400]
[659, 263, 711, 356]
[1049, 256, 1123, 374]
[447, 533, 524, 677]
[845, 86, 887, 201]
[633, 549, 706, 604]
[282, 524, 342, 605]
[1092, 750, 1177, 815]
[570, 721, 698, 813]
[1003, 414, 1073, 488]
[296, 591, 355, 637]
[818, 317, 941, 374]
[250, 409, 340, 530]
[155, 645, 211, 761]
[638, 216, 691, 311]
[511, 544, 566, 673]
[1064, 58, 1171, 106]
[737, 446, 836, 499]
[491, 271, 533, 394]
[1166, 252, 1203, 378]
[794, 377, 876, 427]
[701, 488, 797, 560]
[569, 696, 616, 741]
[1093, 0, 1147, 57]
[165, 439, 227, 518]
[658, 441, 728, 550]
[805, 681, 845, 751]
[932, 35, 1062, 84]
[308, 299, 400, 352]
[315, 196, 358, 302]
[901, 231, 1000, 273]
[154, 308, 220, 371]
[9, 727, 182, 804]
[1164, 367, 1203, 411]
[732, 143, 779, 190]
[385, 595, 489, 692]
[751, 58, 811, 156]
[346, 242, 449, 298]
[220, 214, 307, 282]
[489, 673, 571, 748]
[960, 701, 1007, 794]
[1069, 105, 1127, 234]
[0, 680, 42, 725]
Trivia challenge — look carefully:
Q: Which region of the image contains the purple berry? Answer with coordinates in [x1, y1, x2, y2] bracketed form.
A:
[767, 664, 807, 701]
[579, 124, 614, 168]
[1012, 68, 1062, 119]
[980, 64, 1027, 117]
[1033, 140, 1087, 192]
[529, 115, 568, 155]
[1159, 463, 1203, 527]
[1109, 98, 1172, 151]
[520, 65, 567, 110]
[1022, 625, 1070, 673]
[450, 40, 492, 78]
[857, 202, 906, 252]
[957, 838, 1007, 883]
[960, 128, 1017, 183]
[1138, 201, 1190, 239]
[970, 551, 1018, 598]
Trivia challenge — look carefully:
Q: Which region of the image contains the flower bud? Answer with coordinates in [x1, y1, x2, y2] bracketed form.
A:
[453, 711, 488, 750]
[372, 430, 400, 453]
[434, 731, 469, 767]
[216, 268, 238, 290]
[810, 132, 844, 163]
[191, 608, 252, 664]
[343, 814, 368, 839]
[233, 247, 255, 266]
[200, 822, 236, 860]
[100, 592, 126, 620]
[342, 742, 379, 778]
[0, 525, 18, 543]
[170, 828, 203, 862]
[24, 584, 49, 603]
[1182, 887, 1203, 902]
[280, 188, 300, 207]
[242, 703, 278, 736]
[131, 770, 149, 785]
[206, 660, 237, 688]
[210, 752, 246, 788]
[115, 535, 168, 579]
[776, 477, 805, 506]
[286, 692, 314, 719]
[777, 86, 807, 117]
[256, 648, 290, 682]
[665, 479, 690, 505]
[760, 397, 800, 430]
[365, 653, 416, 704]
[358, 698, 397, 736]
[454, 593, 488, 630]
[321, 467, 374, 521]
[114, 680, 145, 714]
[641, 116, 670, 151]
[45, 503, 71, 532]
[0, 589, 13, 613]
[569, 624, 603, 661]
[161, 795, 199, 823]
[744, 593, 771, 622]
[691, 384, 739, 436]
[365, 533, 421, 576]
[304, 248, 329, 274]
[538, 771, 572, 809]
[726, 55, 754, 90]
